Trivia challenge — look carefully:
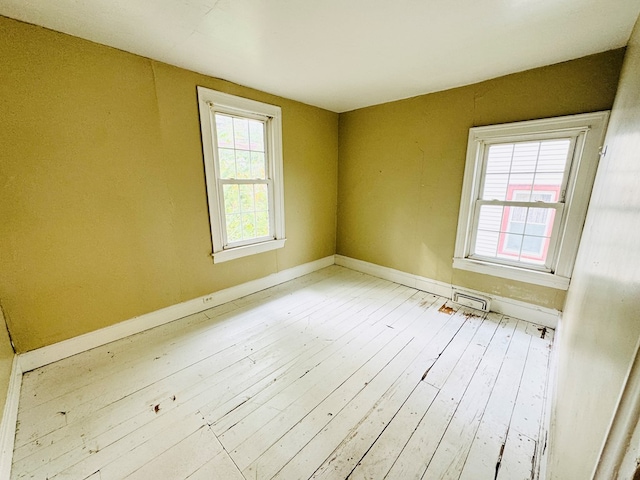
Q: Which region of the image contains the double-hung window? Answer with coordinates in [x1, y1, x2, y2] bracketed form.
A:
[197, 87, 285, 263]
[453, 112, 609, 289]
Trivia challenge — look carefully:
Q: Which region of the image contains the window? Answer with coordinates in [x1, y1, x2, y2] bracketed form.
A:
[453, 112, 609, 289]
[197, 87, 285, 263]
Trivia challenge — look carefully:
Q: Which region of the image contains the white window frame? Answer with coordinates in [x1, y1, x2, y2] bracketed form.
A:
[453, 111, 609, 290]
[197, 87, 286, 263]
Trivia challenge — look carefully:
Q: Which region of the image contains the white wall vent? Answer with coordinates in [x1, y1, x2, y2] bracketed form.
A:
[452, 289, 491, 312]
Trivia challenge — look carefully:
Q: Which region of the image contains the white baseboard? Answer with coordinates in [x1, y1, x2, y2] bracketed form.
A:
[18, 255, 335, 372]
[0, 355, 22, 478]
[335, 255, 559, 328]
[17, 253, 558, 373]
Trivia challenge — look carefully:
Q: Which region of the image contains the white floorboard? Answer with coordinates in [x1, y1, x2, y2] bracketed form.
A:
[11, 266, 553, 480]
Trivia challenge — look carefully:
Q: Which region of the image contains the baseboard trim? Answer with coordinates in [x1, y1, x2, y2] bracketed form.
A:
[18, 255, 335, 372]
[334, 255, 559, 328]
[0, 355, 22, 478]
[17, 253, 558, 373]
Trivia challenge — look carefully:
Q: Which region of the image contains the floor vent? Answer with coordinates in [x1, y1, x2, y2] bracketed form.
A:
[452, 290, 491, 312]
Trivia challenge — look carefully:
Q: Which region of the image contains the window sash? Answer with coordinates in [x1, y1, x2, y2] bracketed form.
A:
[477, 135, 577, 204]
[465, 134, 578, 272]
[217, 179, 275, 248]
[210, 108, 277, 250]
[452, 111, 609, 289]
[197, 86, 286, 263]
[468, 200, 565, 272]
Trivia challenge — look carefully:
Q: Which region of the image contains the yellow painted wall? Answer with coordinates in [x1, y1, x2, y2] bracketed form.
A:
[337, 49, 624, 310]
[0, 17, 339, 352]
[0, 307, 14, 414]
[549, 14, 640, 479]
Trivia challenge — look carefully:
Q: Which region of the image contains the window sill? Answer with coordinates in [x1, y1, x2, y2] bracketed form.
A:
[452, 257, 570, 290]
[212, 238, 286, 264]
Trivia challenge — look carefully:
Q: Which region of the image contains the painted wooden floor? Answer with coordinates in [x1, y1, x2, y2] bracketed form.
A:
[12, 266, 554, 480]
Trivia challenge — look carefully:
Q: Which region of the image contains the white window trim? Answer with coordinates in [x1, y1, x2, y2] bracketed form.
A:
[453, 111, 609, 290]
[197, 87, 286, 263]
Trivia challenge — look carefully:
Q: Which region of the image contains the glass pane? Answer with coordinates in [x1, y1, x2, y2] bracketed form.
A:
[511, 142, 540, 173]
[233, 117, 250, 150]
[225, 214, 242, 243]
[255, 184, 269, 211]
[249, 120, 265, 152]
[235, 151, 251, 179]
[474, 230, 499, 257]
[239, 184, 255, 212]
[477, 205, 503, 233]
[218, 148, 236, 179]
[486, 144, 513, 173]
[520, 236, 550, 265]
[522, 235, 543, 255]
[482, 174, 508, 200]
[503, 233, 522, 254]
[251, 152, 266, 179]
[531, 172, 563, 197]
[241, 212, 255, 238]
[525, 207, 555, 234]
[255, 211, 270, 237]
[222, 184, 240, 214]
[508, 173, 534, 201]
[537, 140, 571, 172]
[215, 114, 234, 148]
[507, 207, 526, 232]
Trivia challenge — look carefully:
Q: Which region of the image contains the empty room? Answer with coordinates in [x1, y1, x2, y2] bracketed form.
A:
[1, 1, 640, 479]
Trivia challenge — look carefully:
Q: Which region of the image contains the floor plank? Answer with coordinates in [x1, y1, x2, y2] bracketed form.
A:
[11, 266, 553, 480]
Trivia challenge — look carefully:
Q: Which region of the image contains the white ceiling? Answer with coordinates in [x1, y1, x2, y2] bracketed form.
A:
[1, 0, 639, 112]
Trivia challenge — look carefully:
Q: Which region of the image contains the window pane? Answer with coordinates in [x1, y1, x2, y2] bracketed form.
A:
[255, 211, 270, 237]
[503, 233, 522, 254]
[215, 114, 234, 148]
[233, 117, 250, 150]
[218, 148, 236, 179]
[239, 184, 255, 212]
[251, 152, 266, 179]
[474, 230, 499, 257]
[255, 184, 269, 212]
[520, 237, 550, 265]
[482, 174, 509, 200]
[241, 212, 255, 238]
[485, 144, 513, 173]
[537, 139, 571, 172]
[222, 184, 240, 214]
[477, 205, 503, 232]
[511, 142, 540, 173]
[525, 207, 555, 235]
[235, 151, 251, 179]
[532, 172, 563, 196]
[249, 120, 265, 152]
[225, 214, 242, 243]
[508, 173, 534, 201]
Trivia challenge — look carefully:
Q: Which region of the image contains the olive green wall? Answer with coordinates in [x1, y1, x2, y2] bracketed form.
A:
[0, 307, 14, 415]
[337, 49, 625, 310]
[0, 16, 339, 352]
[549, 14, 640, 479]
